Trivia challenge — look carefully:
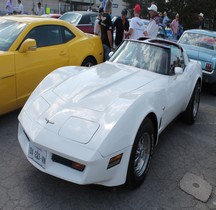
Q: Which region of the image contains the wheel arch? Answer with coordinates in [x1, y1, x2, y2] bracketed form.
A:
[81, 55, 97, 66]
[197, 77, 202, 88]
[138, 112, 158, 146]
[125, 112, 158, 188]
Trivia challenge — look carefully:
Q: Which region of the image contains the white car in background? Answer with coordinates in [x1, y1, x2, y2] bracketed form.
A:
[18, 39, 202, 188]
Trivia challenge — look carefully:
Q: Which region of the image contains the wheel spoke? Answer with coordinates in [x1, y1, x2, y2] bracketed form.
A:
[134, 133, 151, 177]
[193, 87, 200, 117]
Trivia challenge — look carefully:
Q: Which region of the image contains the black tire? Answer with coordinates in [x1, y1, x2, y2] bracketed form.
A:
[182, 82, 201, 124]
[126, 118, 154, 189]
[81, 57, 96, 67]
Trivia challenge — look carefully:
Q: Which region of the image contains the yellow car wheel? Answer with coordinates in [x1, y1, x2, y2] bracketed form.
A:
[81, 57, 96, 67]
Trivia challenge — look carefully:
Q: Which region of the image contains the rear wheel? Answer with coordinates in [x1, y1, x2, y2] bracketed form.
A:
[126, 118, 154, 189]
[81, 57, 96, 67]
[182, 82, 201, 124]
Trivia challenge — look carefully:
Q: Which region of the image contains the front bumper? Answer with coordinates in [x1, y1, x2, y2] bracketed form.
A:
[18, 111, 131, 187]
[202, 69, 216, 85]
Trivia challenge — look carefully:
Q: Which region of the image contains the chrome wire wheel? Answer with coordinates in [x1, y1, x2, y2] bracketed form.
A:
[182, 82, 201, 124]
[193, 85, 201, 118]
[126, 118, 154, 188]
[134, 132, 151, 177]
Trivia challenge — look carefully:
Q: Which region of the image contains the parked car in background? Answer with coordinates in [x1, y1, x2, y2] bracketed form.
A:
[178, 29, 216, 94]
[18, 38, 202, 189]
[41, 14, 61, 18]
[0, 16, 103, 115]
[59, 11, 97, 34]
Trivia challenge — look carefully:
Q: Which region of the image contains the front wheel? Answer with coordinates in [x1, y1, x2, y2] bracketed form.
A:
[182, 82, 201, 124]
[126, 118, 154, 189]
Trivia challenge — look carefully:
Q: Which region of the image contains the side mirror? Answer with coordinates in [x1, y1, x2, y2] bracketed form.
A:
[19, 38, 37, 53]
[174, 66, 183, 75]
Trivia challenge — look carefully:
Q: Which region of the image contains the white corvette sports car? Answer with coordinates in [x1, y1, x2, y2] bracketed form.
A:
[18, 39, 202, 188]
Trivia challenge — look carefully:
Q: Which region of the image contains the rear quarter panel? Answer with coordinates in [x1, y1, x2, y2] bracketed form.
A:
[67, 34, 104, 65]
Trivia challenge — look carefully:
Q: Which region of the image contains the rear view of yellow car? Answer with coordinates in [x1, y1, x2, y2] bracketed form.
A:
[0, 16, 104, 115]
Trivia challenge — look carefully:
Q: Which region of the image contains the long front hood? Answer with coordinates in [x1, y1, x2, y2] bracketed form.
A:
[20, 62, 158, 144]
[52, 62, 157, 112]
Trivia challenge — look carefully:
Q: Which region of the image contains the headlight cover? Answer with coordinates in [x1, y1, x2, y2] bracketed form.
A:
[59, 117, 99, 144]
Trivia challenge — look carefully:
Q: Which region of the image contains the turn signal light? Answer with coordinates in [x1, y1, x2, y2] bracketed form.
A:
[107, 153, 123, 169]
[52, 154, 85, 172]
[71, 162, 86, 172]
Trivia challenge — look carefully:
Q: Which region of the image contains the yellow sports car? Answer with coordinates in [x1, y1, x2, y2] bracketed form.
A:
[0, 16, 104, 115]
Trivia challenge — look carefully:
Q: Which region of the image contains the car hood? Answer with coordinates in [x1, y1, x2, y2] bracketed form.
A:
[52, 62, 157, 111]
[21, 62, 159, 144]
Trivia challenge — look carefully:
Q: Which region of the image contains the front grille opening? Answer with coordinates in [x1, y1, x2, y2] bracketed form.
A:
[52, 154, 85, 172]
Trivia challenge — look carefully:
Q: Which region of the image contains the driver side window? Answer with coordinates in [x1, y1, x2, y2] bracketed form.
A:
[24, 25, 64, 48]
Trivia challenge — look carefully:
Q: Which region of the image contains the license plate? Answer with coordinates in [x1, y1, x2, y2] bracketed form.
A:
[28, 142, 47, 169]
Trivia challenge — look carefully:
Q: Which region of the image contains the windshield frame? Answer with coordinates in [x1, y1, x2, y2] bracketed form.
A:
[109, 40, 171, 75]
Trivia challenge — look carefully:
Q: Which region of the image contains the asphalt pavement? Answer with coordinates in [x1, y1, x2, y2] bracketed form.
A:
[0, 87, 216, 210]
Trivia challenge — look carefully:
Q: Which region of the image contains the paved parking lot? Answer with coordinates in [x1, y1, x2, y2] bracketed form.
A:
[0, 88, 216, 210]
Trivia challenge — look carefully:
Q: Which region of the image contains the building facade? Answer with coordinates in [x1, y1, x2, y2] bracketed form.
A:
[0, 0, 127, 16]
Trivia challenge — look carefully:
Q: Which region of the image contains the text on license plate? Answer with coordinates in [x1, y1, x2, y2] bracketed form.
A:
[28, 142, 47, 169]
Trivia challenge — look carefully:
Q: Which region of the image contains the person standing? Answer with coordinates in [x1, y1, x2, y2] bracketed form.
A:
[162, 11, 170, 27]
[158, 12, 163, 24]
[36, 2, 45, 15]
[144, 4, 160, 38]
[198, 13, 204, 29]
[170, 13, 179, 40]
[124, 4, 146, 40]
[94, 7, 103, 36]
[113, 9, 129, 47]
[87, 6, 92, 12]
[99, 0, 113, 61]
[17, 0, 24, 14]
[6, 0, 13, 15]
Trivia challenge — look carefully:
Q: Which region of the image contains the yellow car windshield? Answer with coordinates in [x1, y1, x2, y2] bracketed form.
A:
[0, 19, 26, 51]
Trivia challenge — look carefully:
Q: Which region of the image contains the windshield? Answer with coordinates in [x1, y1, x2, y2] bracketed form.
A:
[0, 19, 26, 51]
[110, 41, 169, 75]
[179, 32, 216, 51]
[59, 13, 82, 25]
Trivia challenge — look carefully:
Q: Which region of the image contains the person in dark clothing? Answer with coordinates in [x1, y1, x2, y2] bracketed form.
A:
[113, 9, 129, 47]
[99, 0, 113, 61]
[198, 13, 204, 29]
